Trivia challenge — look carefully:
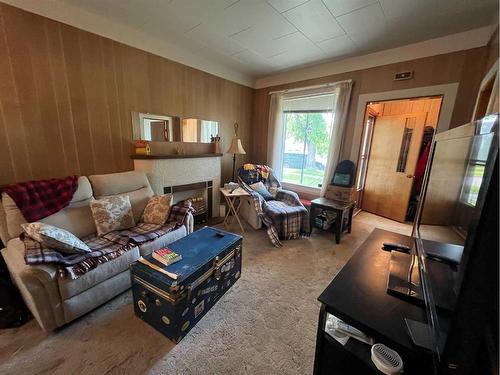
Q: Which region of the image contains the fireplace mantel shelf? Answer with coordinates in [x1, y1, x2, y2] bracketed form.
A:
[131, 153, 223, 160]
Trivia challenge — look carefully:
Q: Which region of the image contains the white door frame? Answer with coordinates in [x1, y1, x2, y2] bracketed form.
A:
[349, 83, 459, 163]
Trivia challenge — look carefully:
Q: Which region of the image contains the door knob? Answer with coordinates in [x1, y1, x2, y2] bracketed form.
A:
[406, 174, 414, 179]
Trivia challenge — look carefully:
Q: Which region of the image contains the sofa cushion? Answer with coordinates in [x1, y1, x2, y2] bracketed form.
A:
[62, 270, 132, 323]
[89, 171, 154, 223]
[39, 176, 96, 239]
[90, 196, 135, 236]
[58, 245, 139, 300]
[138, 226, 186, 256]
[21, 222, 91, 254]
[142, 194, 172, 225]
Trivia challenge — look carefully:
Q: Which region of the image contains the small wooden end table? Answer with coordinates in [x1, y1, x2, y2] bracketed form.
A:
[220, 187, 249, 233]
[309, 197, 355, 244]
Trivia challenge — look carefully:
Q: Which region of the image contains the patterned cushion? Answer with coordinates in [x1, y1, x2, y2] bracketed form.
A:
[90, 196, 136, 236]
[249, 181, 274, 201]
[21, 222, 91, 254]
[141, 194, 173, 225]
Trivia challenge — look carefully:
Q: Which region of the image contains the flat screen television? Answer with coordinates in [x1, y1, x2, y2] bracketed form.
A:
[413, 113, 498, 373]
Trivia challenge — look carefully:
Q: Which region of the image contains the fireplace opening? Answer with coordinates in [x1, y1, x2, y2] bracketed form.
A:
[164, 181, 213, 225]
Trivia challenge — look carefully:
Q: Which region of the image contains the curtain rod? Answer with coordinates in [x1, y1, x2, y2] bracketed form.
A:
[268, 79, 352, 95]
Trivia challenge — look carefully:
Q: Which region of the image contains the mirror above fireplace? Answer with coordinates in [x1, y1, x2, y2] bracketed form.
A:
[133, 112, 219, 143]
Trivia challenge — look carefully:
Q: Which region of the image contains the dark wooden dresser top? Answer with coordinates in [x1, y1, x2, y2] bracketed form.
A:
[318, 228, 427, 355]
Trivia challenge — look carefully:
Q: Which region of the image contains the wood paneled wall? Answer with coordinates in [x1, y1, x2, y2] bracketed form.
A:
[0, 4, 253, 185]
[369, 97, 442, 127]
[252, 47, 490, 165]
[485, 26, 498, 71]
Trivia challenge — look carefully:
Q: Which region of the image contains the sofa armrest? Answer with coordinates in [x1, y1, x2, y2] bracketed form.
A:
[185, 212, 194, 234]
[2, 238, 64, 331]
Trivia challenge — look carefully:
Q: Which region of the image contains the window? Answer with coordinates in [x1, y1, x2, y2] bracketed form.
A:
[396, 118, 415, 173]
[356, 114, 375, 191]
[280, 93, 335, 188]
[459, 132, 494, 206]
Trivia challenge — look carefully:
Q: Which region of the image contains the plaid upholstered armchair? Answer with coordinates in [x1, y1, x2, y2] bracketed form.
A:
[237, 165, 309, 247]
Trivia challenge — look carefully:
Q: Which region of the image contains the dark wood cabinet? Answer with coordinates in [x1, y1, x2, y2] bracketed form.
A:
[313, 229, 433, 375]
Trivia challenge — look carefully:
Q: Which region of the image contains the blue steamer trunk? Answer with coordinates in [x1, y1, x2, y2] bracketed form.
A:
[130, 227, 242, 343]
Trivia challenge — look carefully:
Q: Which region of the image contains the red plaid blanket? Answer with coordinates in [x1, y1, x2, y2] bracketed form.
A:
[4, 176, 79, 222]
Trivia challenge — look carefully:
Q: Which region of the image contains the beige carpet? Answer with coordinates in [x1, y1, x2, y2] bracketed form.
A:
[0, 212, 411, 375]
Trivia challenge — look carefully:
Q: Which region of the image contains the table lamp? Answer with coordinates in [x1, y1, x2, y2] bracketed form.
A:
[227, 122, 246, 181]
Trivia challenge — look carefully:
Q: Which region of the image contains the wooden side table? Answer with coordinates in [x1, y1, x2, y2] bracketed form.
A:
[309, 197, 355, 244]
[220, 188, 249, 233]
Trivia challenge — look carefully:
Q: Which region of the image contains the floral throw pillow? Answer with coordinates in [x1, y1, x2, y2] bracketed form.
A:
[142, 194, 173, 225]
[22, 222, 91, 254]
[90, 196, 136, 236]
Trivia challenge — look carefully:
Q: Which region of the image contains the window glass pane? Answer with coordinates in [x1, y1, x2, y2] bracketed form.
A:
[459, 133, 493, 206]
[461, 164, 485, 206]
[356, 115, 374, 190]
[281, 111, 333, 188]
[396, 119, 414, 173]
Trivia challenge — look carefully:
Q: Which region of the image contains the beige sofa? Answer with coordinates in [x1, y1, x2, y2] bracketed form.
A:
[0, 171, 193, 332]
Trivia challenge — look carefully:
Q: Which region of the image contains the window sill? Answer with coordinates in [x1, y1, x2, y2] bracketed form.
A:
[282, 182, 321, 196]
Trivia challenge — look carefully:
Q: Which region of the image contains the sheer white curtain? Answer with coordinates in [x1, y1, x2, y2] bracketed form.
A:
[267, 92, 284, 180]
[320, 80, 353, 196]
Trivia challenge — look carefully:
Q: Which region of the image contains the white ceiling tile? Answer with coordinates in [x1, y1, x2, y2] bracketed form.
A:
[204, 0, 296, 38]
[62, 0, 499, 77]
[322, 0, 378, 17]
[232, 29, 314, 58]
[266, 0, 310, 13]
[231, 49, 278, 74]
[337, 2, 386, 35]
[150, 0, 233, 32]
[268, 41, 326, 68]
[64, 0, 151, 28]
[186, 24, 246, 56]
[378, 0, 434, 20]
[317, 34, 355, 56]
[283, 0, 345, 42]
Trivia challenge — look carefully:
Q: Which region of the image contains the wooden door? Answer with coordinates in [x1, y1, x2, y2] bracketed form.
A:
[362, 113, 426, 222]
[150, 121, 167, 141]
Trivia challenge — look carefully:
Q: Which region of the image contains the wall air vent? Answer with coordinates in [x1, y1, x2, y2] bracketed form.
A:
[394, 71, 413, 81]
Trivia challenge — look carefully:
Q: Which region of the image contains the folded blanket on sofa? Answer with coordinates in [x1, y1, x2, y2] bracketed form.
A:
[23, 201, 194, 279]
[4, 176, 79, 222]
[104, 200, 195, 245]
[103, 222, 177, 245]
[23, 233, 135, 279]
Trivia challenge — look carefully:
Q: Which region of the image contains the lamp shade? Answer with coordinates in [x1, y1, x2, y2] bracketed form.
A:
[227, 138, 246, 155]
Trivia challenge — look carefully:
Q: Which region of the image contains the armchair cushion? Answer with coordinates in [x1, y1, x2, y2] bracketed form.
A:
[275, 189, 303, 206]
[249, 181, 274, 201]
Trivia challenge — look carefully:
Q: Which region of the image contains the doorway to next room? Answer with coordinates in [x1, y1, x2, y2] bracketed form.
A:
[355, 96, 444, 223]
